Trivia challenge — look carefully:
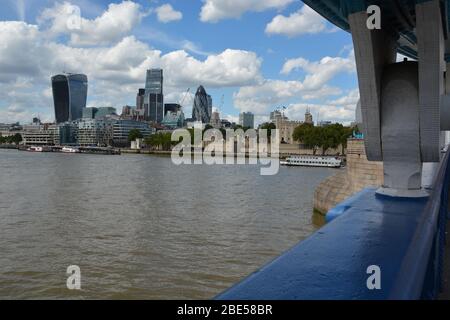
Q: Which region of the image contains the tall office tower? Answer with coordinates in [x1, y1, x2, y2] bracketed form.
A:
[210, 110, 221, 128]
[136, 89, 145, 111]
[82, 107, 98, 119]
[144, 69, 164, 123]
[239, 112, 255, 129]
[207, 94, 213, 122]
[192, 86, 212, 124]
[52, 73, 88, 123]
[305, 107, 313, 125]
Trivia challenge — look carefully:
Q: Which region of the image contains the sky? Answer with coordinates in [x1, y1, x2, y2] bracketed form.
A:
[0, 0, 360, 125]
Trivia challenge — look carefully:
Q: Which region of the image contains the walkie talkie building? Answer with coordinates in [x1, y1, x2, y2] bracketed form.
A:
[52, 73, 88, 123]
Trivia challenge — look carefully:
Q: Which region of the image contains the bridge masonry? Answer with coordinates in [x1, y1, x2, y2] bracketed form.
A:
[350, 0, 447, 197]
[314, 139, 383, 215]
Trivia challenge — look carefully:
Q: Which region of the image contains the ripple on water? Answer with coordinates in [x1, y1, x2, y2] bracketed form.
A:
[0, 150, 334, 299]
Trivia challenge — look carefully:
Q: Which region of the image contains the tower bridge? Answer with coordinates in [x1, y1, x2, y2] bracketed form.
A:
[217, 0, 450, 300]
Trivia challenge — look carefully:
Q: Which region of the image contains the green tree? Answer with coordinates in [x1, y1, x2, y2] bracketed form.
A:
[145, 134, 161, 150]
[320, 124, 342, 155]
[11, 133, 22, 145]
[259, 122, 276, 142]
[293, 123, 321, 154]
[128, 129, 143, 142]
[145, 133, 173, 151]
[204, 124, 213, 131]
[160, 133, 173, 151]
[294, 123, 353, 155]
[0, 133, 22, 145]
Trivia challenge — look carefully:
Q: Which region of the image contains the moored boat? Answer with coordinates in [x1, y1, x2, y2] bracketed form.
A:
[27, 146, 44, 152]
[281, 155, 342, 168]
[61, 147, 81, 153]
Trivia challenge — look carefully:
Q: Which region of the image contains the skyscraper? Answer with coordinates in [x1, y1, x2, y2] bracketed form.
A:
[239, 112, 255, 129]
[210, 110, 221, 128]
[52, 73, 88, 123]
[136, 89, 145, 111]
[192, 86, 212, 124]
[144, 69, 164, 123]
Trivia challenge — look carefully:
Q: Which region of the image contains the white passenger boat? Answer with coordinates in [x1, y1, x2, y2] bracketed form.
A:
[281, 155, 342, 168]
[27, 146, 44, 152]
[61, 147, 81, 153]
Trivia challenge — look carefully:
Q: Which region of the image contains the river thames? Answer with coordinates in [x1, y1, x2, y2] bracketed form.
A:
[0, 149, 335, 299]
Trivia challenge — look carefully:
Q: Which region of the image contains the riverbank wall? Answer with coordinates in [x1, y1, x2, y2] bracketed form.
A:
[313, 139, 384, 215]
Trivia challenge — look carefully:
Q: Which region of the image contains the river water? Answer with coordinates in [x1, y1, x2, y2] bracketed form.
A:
[0, 149, 334, 299]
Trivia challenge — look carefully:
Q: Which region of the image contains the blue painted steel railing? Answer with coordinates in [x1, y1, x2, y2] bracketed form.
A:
[217, 150, 450, 300]
[402, 148, 450, 299]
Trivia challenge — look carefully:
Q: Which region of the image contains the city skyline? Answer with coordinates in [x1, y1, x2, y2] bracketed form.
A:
[0, 0, 361, 126]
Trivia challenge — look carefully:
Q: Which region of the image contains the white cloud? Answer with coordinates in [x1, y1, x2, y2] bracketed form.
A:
[0, 22, 43, 81]
[233, 51, 356, 116]
[266, 5, 337, 37]
[0, 2, 355, 125]
[200, 0, 295, 23]
[327, 89, 360, 107]
[161, 49, 262, 88]
[233, 80, 342, 114]
[155, 4, 182, 23]
[281, 51, 355, 90]
[38, 1, 146, 46]
[223, 114, 239, 124]
[286, 102, 356, 125]
[0, 20, 263, 123]
[136, 27, 213, 56]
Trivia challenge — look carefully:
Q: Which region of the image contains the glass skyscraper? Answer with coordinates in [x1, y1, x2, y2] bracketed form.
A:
[239, 112, 255, 129]
[52, 73, 88, 123]
[144, 69, 164, 123]
[136, 89, 145, 111]
[192, 86, 212, 124]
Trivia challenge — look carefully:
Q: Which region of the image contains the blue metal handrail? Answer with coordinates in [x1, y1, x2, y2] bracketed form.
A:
[389, 149, 450, 299]
[216, 149, 450, 300]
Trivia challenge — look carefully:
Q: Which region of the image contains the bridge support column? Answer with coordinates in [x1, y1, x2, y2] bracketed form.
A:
[349, 0, 445, 197]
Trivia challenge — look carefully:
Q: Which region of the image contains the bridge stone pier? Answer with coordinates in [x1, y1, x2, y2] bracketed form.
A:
[217, 0, 450, 300]
[349, 0, 448, 197]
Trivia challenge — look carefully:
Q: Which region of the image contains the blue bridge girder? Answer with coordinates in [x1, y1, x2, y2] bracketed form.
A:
[302, 0, 450, 61]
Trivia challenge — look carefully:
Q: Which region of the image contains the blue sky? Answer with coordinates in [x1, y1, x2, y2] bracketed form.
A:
[0, 0, 359, 125]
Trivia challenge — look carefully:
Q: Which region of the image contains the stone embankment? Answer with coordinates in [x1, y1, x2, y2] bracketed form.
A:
[314, 139, 384, 215]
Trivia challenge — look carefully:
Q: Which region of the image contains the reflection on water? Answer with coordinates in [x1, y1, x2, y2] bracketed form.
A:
[0, 149, 334, 299]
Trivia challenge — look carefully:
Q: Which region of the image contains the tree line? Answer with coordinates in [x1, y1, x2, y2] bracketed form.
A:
[0, 133, 22, 145]
[127, 122, 356, 154]
[292, 123, 354, 155]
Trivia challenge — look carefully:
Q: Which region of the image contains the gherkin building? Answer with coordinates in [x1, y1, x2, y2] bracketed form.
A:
[192, 85, 212, 124]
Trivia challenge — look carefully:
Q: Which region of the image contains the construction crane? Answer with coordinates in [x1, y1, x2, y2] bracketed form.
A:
[220, 94, 224, 111]
[178, 88, 191, 107]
